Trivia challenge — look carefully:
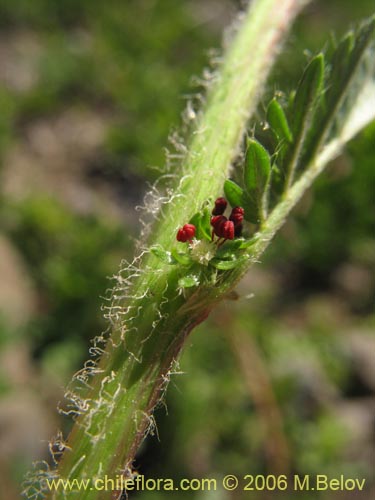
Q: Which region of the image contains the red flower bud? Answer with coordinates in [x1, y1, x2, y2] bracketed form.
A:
[210, 215, 226, 227]
[211, 215, 234, 240]
[176, 228, 188, 242]
[176, 223, 196, 243]
[182, 223, 196, 240]
[210, 215, 227, 239]
[212, 197, 227, 215]
[221, 220, 235, 240]
[229, 206, 245, 225]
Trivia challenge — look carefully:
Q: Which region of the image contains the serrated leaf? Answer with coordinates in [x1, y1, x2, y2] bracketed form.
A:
[224, 179, 243, 208]
[178, 275, 199, 288]
[150, 246, 174, 264]
[267, 98, 293, 143]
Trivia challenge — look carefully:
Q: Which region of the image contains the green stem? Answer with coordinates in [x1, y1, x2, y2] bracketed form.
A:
[36, 1, 310, 499]
[148, 0, 310, 250]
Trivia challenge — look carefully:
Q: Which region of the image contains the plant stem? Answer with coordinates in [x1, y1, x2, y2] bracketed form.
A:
[40, 1, 310, 499]
[147, 0, 310, 250]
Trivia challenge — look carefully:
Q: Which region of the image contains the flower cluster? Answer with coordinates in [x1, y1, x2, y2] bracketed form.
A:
[176, 224, 196, 243]
[176, 197, 244, 246]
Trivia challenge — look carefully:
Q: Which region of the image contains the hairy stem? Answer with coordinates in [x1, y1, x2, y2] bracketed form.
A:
[148, 0, 310, 250]
[39, 1, 311, 499]
[22, 5, 375, 500]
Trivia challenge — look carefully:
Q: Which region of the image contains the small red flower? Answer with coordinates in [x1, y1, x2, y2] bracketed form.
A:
[211, 215, 234, 240]
[176, 223, 196, 243]
[210, 215, 226, 228]
[212, 197, 228, 215]
[183, 224, 196, 240]
[221, 220, 235, 240]
[229, 206, 244, 237]
[176, 228, 188, 242]
[229, 206, 244, 224]
[210, 215, 227, 239]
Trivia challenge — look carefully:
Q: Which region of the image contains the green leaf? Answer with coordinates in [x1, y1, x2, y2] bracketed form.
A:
[199, 207, 212, 240]
[150, 246, 174, 264]
[317, 18, 374, 144]
[224, 179, 243, 208]
[178, 275, 199, 288]
[299, 17, 375, 168]
[244, 138, 271, 193]
[211, 257, 247, 270]
[241, 191, 260, 224]
[171, 248, 193, 266]
[281, 54, 325, 189]
[189, 208, 211, 241]
[267, 98, 293, 143]
[330, 33, 354, 86]
[215, 238, 245, 255]
[291, 53, 325, 136]
[238, 235, 260, 249]
[242, 138, 271, 223]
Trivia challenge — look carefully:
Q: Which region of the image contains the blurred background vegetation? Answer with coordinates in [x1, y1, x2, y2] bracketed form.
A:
[0, 1, 374, 499]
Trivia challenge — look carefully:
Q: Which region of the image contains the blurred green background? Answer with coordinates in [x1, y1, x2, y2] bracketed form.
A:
[0, 1, 374, 499]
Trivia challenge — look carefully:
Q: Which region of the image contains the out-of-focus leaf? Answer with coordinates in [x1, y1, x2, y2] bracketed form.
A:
[291, 53, 325, 137]
[267, 98, 293, 143]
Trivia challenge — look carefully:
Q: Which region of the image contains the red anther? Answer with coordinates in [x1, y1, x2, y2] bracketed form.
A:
[182, 224, 196, 240]
[210, 215, 227, 239]
[212, 197, 228, 215]
[211, 215, 227, 228]
[176, 224, 196, 243]
[176, 228, 189, 242]
[230, 206, 244, 217]
[229, 206, 245, 225]
[221, 220, 235, 240]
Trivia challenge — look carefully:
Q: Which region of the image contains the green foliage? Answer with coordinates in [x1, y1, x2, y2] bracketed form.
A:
[177, 275, 199, 289]
[189, 208, 212, 242]
[276, 120, 375, 278]
[242, 138, 271, 223]
[150, 245, 174, 265]
[224, 179, 244, 208]
[224, 17, 374, 236]
[171, 248, 192, 266]
[302, 17, 375, 162]
[267, 98, 293, 143]
[0, 1, 373, 498]
[2, 197, 129, 357]
[0, 0, 212, 179]
[290, 54, 324, 138]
